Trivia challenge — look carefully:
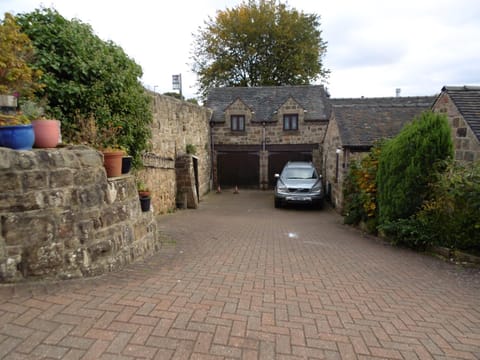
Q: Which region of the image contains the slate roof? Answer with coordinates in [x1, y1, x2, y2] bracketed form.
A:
[331, 96, 435, 148]
[206, 85, 331, 123]
[440, 86, 480, 141]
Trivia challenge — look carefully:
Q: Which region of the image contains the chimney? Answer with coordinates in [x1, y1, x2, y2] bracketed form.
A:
[395, 88, 401, 97]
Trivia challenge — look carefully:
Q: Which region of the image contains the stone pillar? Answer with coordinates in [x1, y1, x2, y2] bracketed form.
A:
[259, 150, 269, 190]
[175, 155, 198, 209]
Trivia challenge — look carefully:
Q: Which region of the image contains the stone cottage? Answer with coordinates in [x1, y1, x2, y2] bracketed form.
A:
[432, 86, 480, 162]
[206, 85, 331, 189]
[323, 96, 434, 210]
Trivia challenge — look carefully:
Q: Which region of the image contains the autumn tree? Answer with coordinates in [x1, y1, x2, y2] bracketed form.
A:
[0, 13, 43, 98]
[191, 0, 328, 98]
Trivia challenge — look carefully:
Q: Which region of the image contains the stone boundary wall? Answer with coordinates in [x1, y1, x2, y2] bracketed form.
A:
[0, 146, 158, 283]
[137, 94, 212, 214]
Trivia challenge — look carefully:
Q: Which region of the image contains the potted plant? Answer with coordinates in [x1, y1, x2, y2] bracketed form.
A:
[137, 181, 151, 212]
[102, 147, 125, 177]
[21, 100, 61, 148]
[68, 115, 126, 177]
[0, 95, 35, 150]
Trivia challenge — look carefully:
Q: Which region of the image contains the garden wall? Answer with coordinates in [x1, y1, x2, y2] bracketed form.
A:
[137, 94, 212, 214]
[0, 146, 158, 283]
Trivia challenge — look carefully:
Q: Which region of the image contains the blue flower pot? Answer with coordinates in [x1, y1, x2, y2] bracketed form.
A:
[0, 124, 35, 150]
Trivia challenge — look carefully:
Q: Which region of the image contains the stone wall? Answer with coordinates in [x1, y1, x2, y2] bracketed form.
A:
[433, 92, 480, 162]
[137, 94, 212, 214]
[0, 146, 158, 282]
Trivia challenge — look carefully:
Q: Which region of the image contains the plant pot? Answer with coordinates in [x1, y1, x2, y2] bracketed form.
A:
[139, 196, 151, 212]
[122, 155, 133, 174]
[31, 119, 61, 148]
[103, 150, 125, 177]
[0, 124, 35, 150]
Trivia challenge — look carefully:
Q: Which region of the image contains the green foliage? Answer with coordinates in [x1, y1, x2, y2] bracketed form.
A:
[163, 92, 183, 100]
[186, 144, 197, 155]
[416, 160, 480, 251]
[377, 111, 453, 225]
[378, 217, 432, 250]
[20, 100, 44, 120]
[15, 8, 152, 166]
[379, 160, 480, 252]
[0, 13, 43, 97]
[343, 142, 383, 232]
[191, 0, 329, 99]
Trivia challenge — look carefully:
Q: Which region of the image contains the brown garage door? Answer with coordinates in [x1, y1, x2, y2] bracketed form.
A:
[268, 151, 312, 187]
[217, 152, 259, 188]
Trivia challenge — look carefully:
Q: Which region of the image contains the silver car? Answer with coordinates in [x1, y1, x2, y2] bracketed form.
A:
[274, 161, 324, 208]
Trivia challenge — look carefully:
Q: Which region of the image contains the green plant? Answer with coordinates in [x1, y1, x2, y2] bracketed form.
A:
[20, 100, 45, 120]
[378, 217, 432, 250]
[137, 180, 150, 197]
[377, 111, 453, 225]
[186, 143, 197, 155]
[343, 141, 383, 232]
[15, 8, 152, 167]
[416, 160, 480, 251]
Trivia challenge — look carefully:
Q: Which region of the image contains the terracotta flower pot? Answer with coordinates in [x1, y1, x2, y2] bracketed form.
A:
[31, 119, 61, 148]
[103, 150, 125, 177]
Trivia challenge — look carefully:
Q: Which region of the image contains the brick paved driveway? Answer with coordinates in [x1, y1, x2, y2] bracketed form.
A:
[1, 190, 480, 359]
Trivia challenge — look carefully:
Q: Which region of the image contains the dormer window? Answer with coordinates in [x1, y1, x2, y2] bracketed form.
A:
[283, 114, 298, 131]
[231, 115, 245, 131]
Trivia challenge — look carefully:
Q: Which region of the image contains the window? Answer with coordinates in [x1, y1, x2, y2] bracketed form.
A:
[283, 114, 298, 131]
[231, 115, 245, 131]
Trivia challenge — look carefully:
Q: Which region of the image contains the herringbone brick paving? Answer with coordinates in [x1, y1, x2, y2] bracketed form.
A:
[0, 190, 479, 359]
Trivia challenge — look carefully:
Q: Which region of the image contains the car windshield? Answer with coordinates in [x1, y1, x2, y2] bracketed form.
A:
[284, 168, 317, 179]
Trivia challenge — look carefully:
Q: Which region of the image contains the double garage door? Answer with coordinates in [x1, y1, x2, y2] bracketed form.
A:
[217, 146, 313, 188]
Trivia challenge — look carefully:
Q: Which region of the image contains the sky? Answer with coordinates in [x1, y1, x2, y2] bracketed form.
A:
[1, 0, 479, 100]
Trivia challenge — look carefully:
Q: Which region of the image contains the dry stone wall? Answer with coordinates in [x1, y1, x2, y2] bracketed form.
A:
[0, 146, 158, 283]
[138, 94, 212, 214]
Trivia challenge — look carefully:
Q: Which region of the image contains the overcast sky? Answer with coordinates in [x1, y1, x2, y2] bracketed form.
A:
[1, 0, 479, 100]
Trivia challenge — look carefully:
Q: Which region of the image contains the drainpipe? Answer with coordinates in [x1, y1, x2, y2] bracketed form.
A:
[209, 115, 215, 191]
[262, 121, 266, 152]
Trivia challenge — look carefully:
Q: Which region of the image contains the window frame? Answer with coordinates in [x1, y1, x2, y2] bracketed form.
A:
[283, 114, 299, 131]
[230, 114, 246, 132]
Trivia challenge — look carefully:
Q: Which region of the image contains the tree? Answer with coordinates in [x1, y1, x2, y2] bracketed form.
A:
[191, 0, 328, 98]
[15, 8, 152, 166]
[376, 111, 453, 225]
[0, 13, 43, 98]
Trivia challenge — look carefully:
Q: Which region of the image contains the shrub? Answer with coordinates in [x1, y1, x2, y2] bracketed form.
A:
[343, 141, 383, 232]
[379, 160, 480, 252]
[417, 160, 480, 251]
[15, 8, 152, 167]
[377, 111, 453, 225]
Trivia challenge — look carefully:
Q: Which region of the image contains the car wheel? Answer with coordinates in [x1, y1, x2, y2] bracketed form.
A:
[274, 198, 281, 208]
